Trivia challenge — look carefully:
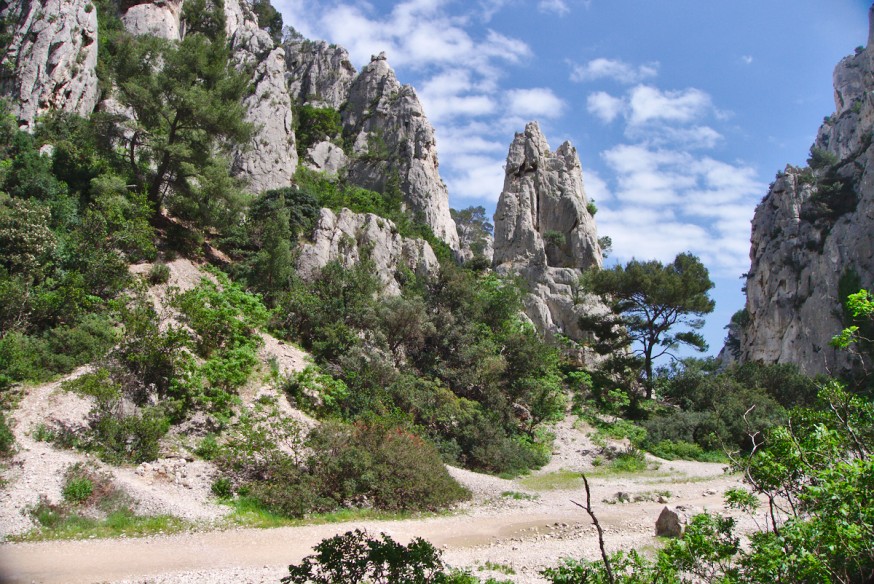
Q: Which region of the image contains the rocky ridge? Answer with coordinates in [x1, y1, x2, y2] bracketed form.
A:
[731, 8, 874, 375]
[493, 122, 605, 354]
[226, 0, 297, 192]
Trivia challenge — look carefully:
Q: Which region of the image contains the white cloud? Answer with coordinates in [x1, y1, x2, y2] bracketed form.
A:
[587, 91, 625, 123]
[570, 58, 658, 84]
[628, 85, 712, 126]
[582, 168, 611, 202]
[599, 143, 765, 276]
[538, 0, 570, 16]
[505, 88, 566, 119]
[741, 55, 754, 64]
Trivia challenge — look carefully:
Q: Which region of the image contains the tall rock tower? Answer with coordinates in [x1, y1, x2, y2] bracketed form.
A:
[493, 122, 604, 356]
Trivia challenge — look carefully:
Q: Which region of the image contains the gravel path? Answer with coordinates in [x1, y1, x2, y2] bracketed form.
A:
[0, 406, 747, 584]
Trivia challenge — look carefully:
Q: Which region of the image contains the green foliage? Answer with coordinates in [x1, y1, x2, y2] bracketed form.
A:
[283, 529, 450, 584]
[0, 410, 14, 458]
[586, 200, 598, 216]
[109, 0, 252, 227]
[542, 229, 565, 248]
[451, 206, 493, 264]
[62, 464, 95, 505]
[581, 253, 715, 400]
[147, 263, 170, 285]
[808, 147, 839, 170]
[295, 105, 342, 156]
[215, 400, 468, 517]
[251, 0, 283, 44]
[284, 365, 350, 417]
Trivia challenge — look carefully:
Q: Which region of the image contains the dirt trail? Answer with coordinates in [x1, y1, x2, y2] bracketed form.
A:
[0, 414, 744, 584]
[0, 481, 736, 584]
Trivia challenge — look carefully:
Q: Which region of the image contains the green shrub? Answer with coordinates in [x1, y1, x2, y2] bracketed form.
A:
[0, 410, 14, 457]
[283, 529, 449, 584]
[147, 263, 171, 285]
[295, 105, 342, 157]
[210, 477, 233, 499]
[195, 434, 220, 460]
[62, 474, 94, 505]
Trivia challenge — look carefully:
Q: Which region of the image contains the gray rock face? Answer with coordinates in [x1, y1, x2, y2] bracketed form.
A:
[304, 140, 348, 176]
[493, 122, 604, 354]
[736, 11, 874, 376]
[456, 224, 494, 265]
[228, 9, 297, 193]
[285, 39, 356, 109]
[1, 0, 99, 130]
[341, 54, 459, 250]
[297, 208, 440, 296]
[121, 0, 183, 40]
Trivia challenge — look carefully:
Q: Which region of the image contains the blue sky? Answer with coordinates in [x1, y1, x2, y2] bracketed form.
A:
[276, 0, 869, 357]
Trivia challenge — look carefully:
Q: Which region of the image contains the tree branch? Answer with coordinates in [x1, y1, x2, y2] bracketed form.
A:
[571, 475, 615, 584]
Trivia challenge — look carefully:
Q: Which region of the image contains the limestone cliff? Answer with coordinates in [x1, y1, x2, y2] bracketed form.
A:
[284, 39, 356, 109]
[733, 8, 874, 376]
[296, 208, 439, 296]
[225, 0, 297, 193]
[339, 53, 459, 250]
[493, 122, 605, 355]
[1, 0, 99, 130]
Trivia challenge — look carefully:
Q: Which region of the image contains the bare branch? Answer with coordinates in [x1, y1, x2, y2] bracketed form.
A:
[571, 475, 615, 584]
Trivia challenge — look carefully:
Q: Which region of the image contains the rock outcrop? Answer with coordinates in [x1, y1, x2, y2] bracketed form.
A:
[340, 53, 459, 250]
[296, 208, 440, 296]
[227, 1, 297, 193]
[733, 8, 874, 376]
[121, 0, 183, 40]
[284, 39, 356, 109]
[1, 0, 100, 130]
[493, 122, 605, 353]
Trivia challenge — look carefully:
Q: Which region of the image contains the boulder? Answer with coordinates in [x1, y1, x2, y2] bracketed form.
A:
[121, 0, 183, 40]
[655, 506, 686, 538]
[304, 140, 348, 176]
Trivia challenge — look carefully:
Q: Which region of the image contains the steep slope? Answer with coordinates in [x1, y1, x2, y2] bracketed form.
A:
[732, 8, 874, 376]
[493, 122, 605, 356]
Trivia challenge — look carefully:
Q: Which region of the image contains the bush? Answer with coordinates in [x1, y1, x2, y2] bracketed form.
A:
[0, 410, 14, 458]
[283, 529, 449, 584]
[62, 474, 94, 505]
[147, 262, 171, 285]
[210, 477, 233, 499]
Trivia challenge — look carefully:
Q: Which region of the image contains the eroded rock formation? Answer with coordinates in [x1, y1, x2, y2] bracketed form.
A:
[227, 0, 297, 193]
[296, 208, 439, 296]
[1, 0, 100, 130]
[284, 39, 356, 109]
[733, 8, 874, 375]
[339, 53, 459, 250]
[493, 122, 605, 353]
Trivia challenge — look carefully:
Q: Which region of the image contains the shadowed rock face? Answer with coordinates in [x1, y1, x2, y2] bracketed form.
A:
[730, 7, 874, 376]
[1, 0, 100, 130]
[493, 122, 606, 356]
